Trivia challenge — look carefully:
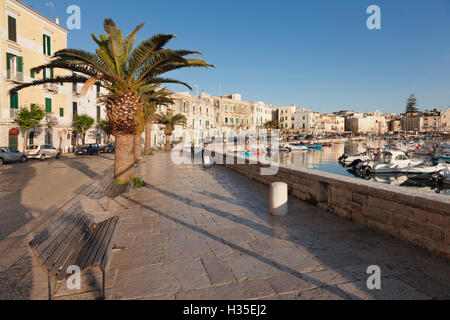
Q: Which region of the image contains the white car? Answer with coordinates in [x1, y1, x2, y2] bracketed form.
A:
[26, 145, 61, 161]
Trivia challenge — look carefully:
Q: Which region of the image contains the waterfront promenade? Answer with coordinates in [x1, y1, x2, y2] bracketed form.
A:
[0, 152, 449, 299]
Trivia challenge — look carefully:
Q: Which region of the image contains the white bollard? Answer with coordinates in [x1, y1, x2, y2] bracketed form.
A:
[270, 182, 288, 216]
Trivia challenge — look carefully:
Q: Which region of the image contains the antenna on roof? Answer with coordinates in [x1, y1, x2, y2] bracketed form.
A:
[45, 1, 55, 18]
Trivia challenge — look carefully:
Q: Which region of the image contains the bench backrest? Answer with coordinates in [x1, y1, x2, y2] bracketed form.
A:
[100, 175, 133, 199]
[29, 201, 97, 279]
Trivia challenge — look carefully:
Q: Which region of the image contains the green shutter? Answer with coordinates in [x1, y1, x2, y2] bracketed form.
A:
[43, 68, 47, 80]
[45, 98, 52, 113]
[50, 68, 54, 79]
[6, 53, 11, 70]
[59, 108, 64, 117]
[47, 36, 51, 55]
[17, 56, 22, 72]
[43, 35, 46, 54]
[30, 69, 35, 78]
[10, 93, 18, 109]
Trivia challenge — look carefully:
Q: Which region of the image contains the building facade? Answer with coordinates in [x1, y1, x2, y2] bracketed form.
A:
[440, 108, 450, 132]
[0, 0, 107, 153]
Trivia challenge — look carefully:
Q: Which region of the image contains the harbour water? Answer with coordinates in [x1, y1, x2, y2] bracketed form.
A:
[278, 140, 450, 195]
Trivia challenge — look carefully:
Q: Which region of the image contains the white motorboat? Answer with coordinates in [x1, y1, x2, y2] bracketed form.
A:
[358, 150, 445, 175]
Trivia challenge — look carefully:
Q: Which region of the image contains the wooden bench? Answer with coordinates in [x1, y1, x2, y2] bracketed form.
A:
[100, 175, 134, 211]
[29, 201, 120, 300]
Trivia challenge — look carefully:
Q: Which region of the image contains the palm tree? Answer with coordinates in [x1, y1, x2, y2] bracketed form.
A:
[10, 19, 213, 182]
[136, 86, 174, 161]
[155, 112, 187, 151]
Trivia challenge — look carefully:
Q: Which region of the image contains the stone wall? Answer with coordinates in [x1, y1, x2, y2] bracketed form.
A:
[223, 157, 450, 259]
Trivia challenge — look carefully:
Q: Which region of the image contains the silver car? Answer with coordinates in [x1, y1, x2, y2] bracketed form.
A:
[26, 145, 61, 161]
[0, 147, 28, 165]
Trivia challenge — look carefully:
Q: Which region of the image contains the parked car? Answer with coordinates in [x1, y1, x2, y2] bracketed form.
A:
[26, 145, 60, 161]
[0, 147, 27, 165]
[99, 143, 115, 153]
[75, 144, 100, 156]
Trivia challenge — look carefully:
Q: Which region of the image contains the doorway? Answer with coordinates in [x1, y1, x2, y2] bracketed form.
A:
[8, 128, 19, 150]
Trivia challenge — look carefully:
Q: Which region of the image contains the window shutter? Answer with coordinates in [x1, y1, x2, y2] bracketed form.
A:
[50, 68, 54, 79]
[17, 56, 23, 72]
[6, 53, 11, 70]
[10, 93, 18, 109]
[43, 34, 46, 54]
[31, 69, 35, 78]
[43, 68, 47, 80]
[45, 98, 52, 113]
[60, 108, 64, 117]
[47, 36, 51, 55]
[8, 16, 16, 42]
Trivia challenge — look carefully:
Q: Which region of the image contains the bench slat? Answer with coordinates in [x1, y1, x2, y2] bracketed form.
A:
[74, 221, 109, 270]
[35, 208, 83, 258]
[82, 218, 115, 270]
[100, 218, 120, 271]
[91, 217, 119, 269]
[55, 222, 97, 280]
[30, 202, 81, 248]
[46, 215, 96, 276]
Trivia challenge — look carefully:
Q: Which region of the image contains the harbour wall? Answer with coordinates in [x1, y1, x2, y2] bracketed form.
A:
[222, 156, 450, 259]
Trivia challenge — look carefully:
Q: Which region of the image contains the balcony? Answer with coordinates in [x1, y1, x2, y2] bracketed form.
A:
[10, 109, 19, 119]
[43, 83, 59, 93]
[6, 70, 23, 83]
[72, 85, 81, 97]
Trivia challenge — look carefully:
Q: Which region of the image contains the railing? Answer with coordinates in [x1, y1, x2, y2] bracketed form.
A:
[10, 109, 18, 119]
[6, 70, 23, 82]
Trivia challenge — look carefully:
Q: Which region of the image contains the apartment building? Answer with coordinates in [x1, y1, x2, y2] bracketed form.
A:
[215, 93, 253, 130]
[253, 101, 275, 128]
[440, 108, 450, 132]
[314, 113, 345, 134]
[0, 0, 69, 152]
[346, 110, 387, 134]
[276, 105, 296, 130]
[293, 107, 315, 133]
[0, 0, 107, 153]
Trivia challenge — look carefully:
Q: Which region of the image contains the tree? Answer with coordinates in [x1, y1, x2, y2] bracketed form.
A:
[73, 114, 95, 145]
[134, 85, 174, 162]
[263, 120, 279, 130]
[406, 94, 419, 114]
[10, 18, 214, 182]
[99, 120, 112, 143]
[15, 104, 45, 152]
[139, 86, 174, 157]
[155, 112, 187, 151]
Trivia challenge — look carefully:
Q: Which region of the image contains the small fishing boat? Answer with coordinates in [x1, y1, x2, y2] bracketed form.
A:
[306, 144, 322, 149]
[357, 151, 445, 176]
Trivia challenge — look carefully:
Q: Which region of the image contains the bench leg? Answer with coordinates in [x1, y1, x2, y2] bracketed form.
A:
[102, 269, 106, 300]
[48, 275, 57, 300]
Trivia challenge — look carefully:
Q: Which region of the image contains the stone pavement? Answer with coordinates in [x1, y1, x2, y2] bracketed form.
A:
[1, 152, 450, 300]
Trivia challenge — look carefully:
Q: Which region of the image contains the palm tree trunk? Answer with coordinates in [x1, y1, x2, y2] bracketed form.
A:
[144, 121, 152, 155]
[134, 131, 142, 163]
[164, 129, 172, 151]
[114, 133, 135, 182]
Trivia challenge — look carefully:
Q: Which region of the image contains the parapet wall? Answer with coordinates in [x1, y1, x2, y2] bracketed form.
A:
[223, 157, 450, 259]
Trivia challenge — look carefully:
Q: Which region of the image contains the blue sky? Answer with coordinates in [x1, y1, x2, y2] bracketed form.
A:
[24, 0, 450, 114]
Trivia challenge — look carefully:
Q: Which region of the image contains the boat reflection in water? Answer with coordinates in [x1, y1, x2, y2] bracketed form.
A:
[278, 140, 450, 195]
